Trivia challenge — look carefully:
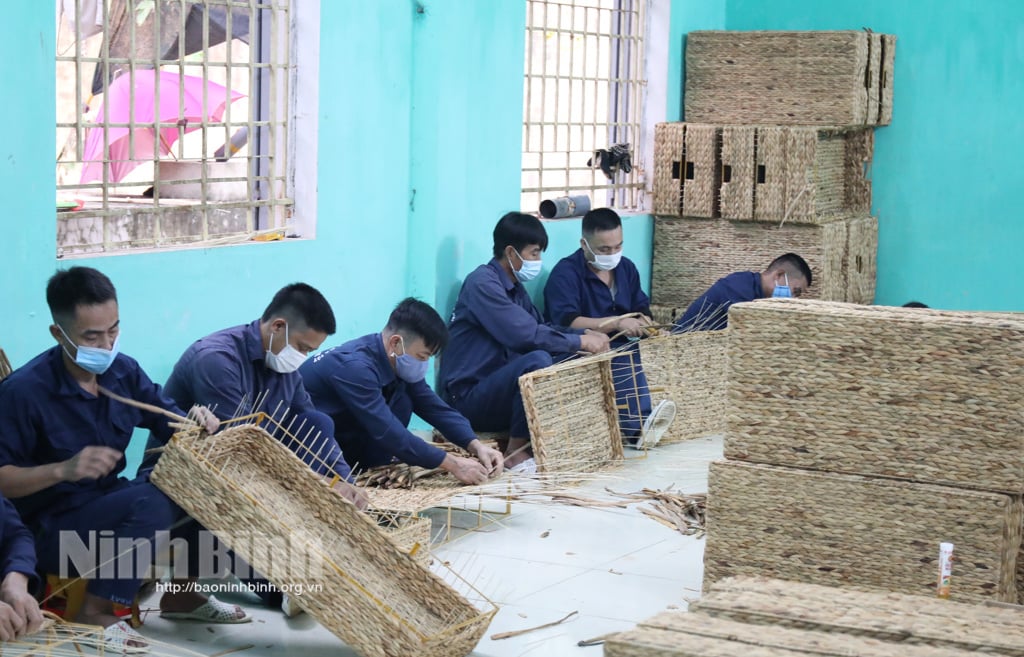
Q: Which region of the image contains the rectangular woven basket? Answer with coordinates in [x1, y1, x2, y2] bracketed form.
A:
[652, 123, 719, 218]
[654, 123, 873, 224]
[604, 609, 980, 657]
[638, 330, 727, 443]
[519, 354, 624, 474]
[685, 31, 896, 126]
[692, 577, 1024, 654]
[725, 299, 1024, 493]
[651, 215, 877, 309]
[151, 423, 496, 657]
[703, 460, 1023, 603]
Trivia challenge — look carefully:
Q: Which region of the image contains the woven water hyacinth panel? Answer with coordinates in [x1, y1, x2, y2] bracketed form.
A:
[639, 330, 727, 443]
[605, 609, 982, 657]
[726, 299, 1024, 493]
[152, 424, 494, 657]
[651, 215, 851, 309]
[685, 31, 896, 126]
[703, 460, 1023, 603]
[693, 576, 1024, 654]
[519, 354, 624, 474]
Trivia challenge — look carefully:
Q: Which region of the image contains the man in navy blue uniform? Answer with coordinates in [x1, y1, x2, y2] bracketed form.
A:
[141, 283, 367, 509]
[673, 253, 812, 332]
[437, 212, 610, 473]
[301, 298, 504, 483]
[0, 495, 43, 641]
[543, 208, 675, 448]
[0, 267, 231, 649]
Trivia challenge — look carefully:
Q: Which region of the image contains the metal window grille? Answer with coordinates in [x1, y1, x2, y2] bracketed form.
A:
[55, 0, 292, 256]
[521, 0, 646, 214]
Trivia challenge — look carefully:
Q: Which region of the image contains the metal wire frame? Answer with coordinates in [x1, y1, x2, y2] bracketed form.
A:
[521, 0, 647, 214]
[55, 0, 292, 256]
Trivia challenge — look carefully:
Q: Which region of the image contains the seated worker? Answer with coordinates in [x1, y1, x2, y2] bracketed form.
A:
[673, 253, 812, 332]
[0, 495, 43, 642]
[543, 208, 675, 448]
[0, 267, 234, 652]
[437, 212, 610, 473]
[300, 298, 504, 484]
[140, 283, 366, 509]
[903, 301, 929, 308]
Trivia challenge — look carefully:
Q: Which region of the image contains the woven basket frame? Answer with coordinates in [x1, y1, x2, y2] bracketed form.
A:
[151, 424, 495, 657]
[725, 299, 1024, 493]
[638, 331, 727, 442]
[519, 354, 624, 474]
[703, 460, 1023, 603]
[693, 577, 1024, 654]
[684, 30, 896, 126]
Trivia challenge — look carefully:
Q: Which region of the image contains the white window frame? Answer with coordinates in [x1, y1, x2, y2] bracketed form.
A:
[54, 0, 318, 257]
[521, 0, 666, 215]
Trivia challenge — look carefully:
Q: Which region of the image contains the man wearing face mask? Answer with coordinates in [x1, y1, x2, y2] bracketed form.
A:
[437, 212, 610, 473]
[140, 283, 366, 508]
[0, 267, 229, 647]
[672, 253, 812, 332]
[300, 298, 504, 484]
[543, 208, 675, 449]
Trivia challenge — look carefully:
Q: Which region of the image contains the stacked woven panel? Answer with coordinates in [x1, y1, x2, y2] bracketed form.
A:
[685, 31, 896, 126]
[651, 215, 876, 309]
[652, 123, 873, 223]
[605, 576, 1024, 657]
[704, 300, 1024, 603]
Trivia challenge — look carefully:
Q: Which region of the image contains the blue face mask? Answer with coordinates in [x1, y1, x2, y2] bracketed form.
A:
[393, 336, 430, 383]
[509, 249, 543, 283]
[58, 324, 120, 375]
[772, 273, 793, 298]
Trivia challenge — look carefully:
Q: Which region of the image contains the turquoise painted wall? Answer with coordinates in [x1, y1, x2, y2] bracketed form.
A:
[722, 0, 1024, 310]
[668, 0, 726, 120]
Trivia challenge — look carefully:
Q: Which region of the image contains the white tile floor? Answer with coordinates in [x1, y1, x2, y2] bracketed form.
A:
[136, 436, 723, 657]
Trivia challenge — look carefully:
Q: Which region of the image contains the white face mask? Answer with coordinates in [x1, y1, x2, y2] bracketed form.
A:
[584, 239, 622, 271]
[509, 249, 543, 283]
[265, 323, 307, 374]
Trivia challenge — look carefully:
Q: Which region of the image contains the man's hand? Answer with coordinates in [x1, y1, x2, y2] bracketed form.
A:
[0, 573, 42, 640]
[331, 479, 370, 510]
[470, 441, 504, 478]
[187, 405, 220, 435]
[58, 446, 122, 483]
[615, 316, 652, 338]
[579, 329, 611, 354]
[440, 454, 490, 485]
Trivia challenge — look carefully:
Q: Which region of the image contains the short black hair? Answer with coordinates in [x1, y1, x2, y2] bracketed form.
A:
[582, 208, 622, 235]
[767, 253, 813, 288]
[492, 212, 549, 259]
[903, 301, 929, 308]
[46, 267, 117, 325]
[386, 297, 449, 353]
[261, 283, 336, 335]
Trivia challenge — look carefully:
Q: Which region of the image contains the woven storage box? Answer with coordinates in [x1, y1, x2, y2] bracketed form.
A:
[694, 577, 1024, 655]
[685, 31, 896, 126]
[725, 299, 1024, 493]
[703, 460, 1023, 602]
[638, 331, 727, 442]
[751, 126, 873, 224]
[605, 611, 982, 657]
[652, 123, 720, 218]
[845, 215, 878, 304]
[151, 424, 495, 657]
[518, 353, 624, 474]
[651, 215, 852, 309]
[719, 126, 757, 220]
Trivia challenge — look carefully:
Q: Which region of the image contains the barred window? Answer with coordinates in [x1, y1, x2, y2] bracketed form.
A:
[521, 0, 647, 215]
[55, 0, 292, 256]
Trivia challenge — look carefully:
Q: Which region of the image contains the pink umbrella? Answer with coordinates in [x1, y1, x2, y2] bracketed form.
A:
[80, 69, 244, 184]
